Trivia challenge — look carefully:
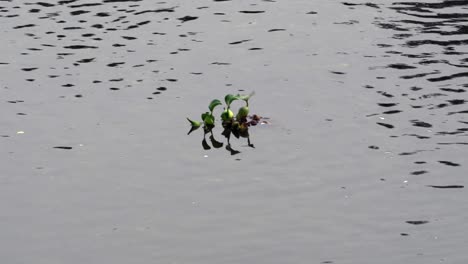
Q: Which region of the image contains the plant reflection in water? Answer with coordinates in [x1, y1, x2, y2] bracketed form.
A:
[189, 114, 265, 155]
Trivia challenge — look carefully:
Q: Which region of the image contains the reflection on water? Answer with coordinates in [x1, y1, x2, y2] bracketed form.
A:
[348, 1, 468, 185]
[189, 116, 268, 155]
[1, 0, 468, 263]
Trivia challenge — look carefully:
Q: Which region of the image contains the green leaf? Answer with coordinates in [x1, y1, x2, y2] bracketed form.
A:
[220, 109, 234, 122]
[208, 99, 222, 113]
[186, 117, 201, 128]
[237, 91, 255, 105]
[224, 94, 239, 108]
[201, 112, 209, 121]
[202, 112, 215, 125]
[236, 106, 249, 120]
[204, 115, 215, 126]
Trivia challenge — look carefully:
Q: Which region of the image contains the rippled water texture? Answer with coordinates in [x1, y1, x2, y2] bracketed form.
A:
[1, 1, 468, 263]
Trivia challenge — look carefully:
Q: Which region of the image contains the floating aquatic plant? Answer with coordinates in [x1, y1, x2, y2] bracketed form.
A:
[186, 92, 265, 154]
[187, 92, 257, 128]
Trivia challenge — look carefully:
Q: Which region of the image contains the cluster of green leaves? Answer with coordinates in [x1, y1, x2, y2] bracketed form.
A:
[187, 92, 255, 133]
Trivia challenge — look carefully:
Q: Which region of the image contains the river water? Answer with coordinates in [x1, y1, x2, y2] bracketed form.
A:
[1, 1, 467, 263]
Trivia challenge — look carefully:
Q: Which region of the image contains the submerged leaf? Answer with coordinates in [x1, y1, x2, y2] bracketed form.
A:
[187, 125, 200, 135]
[247, 138, 255, 148]
[226, 144, 241, 155]
[208, 99, 222, 113]
[202, 138, 211, 150]
[209, 134, 223, 148]
[203, 125, 214, 134]
[232, 127, 240, 139]
[221, 127, 231, 140]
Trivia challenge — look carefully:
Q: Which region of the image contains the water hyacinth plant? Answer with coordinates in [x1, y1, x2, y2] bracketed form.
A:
[187, 92, 256, 130]
[186, 92, 263, 154]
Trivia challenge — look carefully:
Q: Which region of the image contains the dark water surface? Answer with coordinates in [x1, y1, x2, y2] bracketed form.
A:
[1, 0, 468, 263]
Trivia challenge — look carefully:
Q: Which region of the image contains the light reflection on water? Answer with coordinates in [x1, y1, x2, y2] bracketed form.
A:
[0, 1, 467, 263]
